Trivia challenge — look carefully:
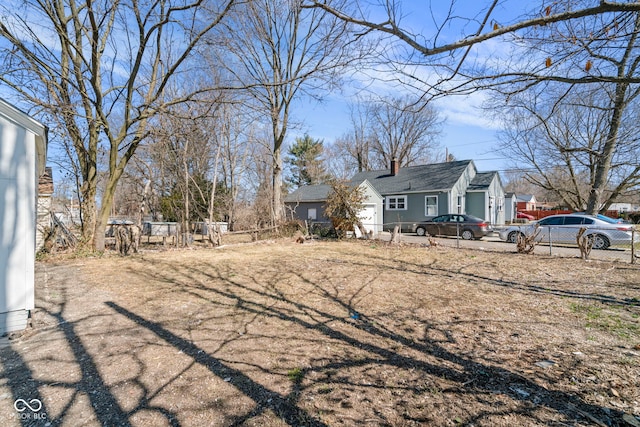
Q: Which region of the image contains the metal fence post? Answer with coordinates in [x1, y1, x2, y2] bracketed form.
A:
[548, 226, 552, 256]
[633, 228, 637, 264]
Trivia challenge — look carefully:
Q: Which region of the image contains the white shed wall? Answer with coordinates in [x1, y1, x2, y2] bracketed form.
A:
[0, 109, 39, 333]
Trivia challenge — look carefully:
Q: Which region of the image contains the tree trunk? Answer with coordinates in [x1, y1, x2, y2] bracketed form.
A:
[585, 84, 627, 214]
[79, 175, 98, 249]
[94, 200, 111, 252]
[272, 145, 284, 224]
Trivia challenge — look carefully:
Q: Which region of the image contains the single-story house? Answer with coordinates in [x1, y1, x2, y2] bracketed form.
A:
[465, 171, 506, 226]
[609, 202, 640, 213]
[0, 98, 48, 334]
[350, 159, 505, 231]
[516, 194, 537, 211]
[286, 159, 506, 234]
[285, 179, 383, 234]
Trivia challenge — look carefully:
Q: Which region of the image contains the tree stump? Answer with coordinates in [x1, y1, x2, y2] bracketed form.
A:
[516, 224, 540, 254]
[576, 227, 594, 260]
[389, 225, 401, 245]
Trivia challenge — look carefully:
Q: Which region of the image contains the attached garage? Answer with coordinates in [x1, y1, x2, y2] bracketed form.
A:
[0, 98, 48, 335]
[284, 179, 383, 234]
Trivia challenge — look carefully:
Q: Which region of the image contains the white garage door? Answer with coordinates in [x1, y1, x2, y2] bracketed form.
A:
[359, 205, 376, 234]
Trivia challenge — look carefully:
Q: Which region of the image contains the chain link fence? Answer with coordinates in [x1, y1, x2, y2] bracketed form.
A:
[501, 224, 639, 263]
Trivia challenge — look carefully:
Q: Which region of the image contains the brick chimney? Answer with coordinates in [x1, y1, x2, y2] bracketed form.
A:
[390, 157, 399, 176]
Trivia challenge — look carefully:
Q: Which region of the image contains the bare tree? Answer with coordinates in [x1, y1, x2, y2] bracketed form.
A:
[333, 96, 442, 171]
[307, 0, 640, 213]
[0, 0, 235, 250]
[215, 101, 256, 231]
[307, 0, 640, 82]
[148, 104, 222, 245]
[333, 101, 373, 174]
[212, 0, 363, 225]
[367, 96, 443, 168]
[495, 86, 640, 211]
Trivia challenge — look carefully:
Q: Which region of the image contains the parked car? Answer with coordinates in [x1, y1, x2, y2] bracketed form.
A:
[414, 214, 492, 240]
[516, 211, 536, 221]
[498, 214, 637, 249]
[574, 212, 630, 224]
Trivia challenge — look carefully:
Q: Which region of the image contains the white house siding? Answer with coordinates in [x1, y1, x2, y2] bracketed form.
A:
[358, 181, 383, 233]
[0, 99, 47, 334]
[450, 162, 477, 214]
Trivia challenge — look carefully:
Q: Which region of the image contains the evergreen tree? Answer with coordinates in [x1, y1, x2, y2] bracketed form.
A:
[285, 134, 328, 188]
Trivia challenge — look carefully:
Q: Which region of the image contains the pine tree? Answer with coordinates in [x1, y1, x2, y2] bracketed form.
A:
[285, 135, 328, 188]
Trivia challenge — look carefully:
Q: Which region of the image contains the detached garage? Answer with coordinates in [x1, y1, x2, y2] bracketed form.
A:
[0, 98, 48, 335]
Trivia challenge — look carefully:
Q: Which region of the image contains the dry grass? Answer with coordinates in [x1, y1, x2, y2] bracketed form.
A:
[2, 239, 639, 426]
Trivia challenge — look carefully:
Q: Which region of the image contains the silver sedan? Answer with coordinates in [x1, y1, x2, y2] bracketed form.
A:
[498, 214, 637, 250]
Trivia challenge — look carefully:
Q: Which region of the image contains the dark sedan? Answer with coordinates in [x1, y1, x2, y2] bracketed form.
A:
[414, 214, 492, 240]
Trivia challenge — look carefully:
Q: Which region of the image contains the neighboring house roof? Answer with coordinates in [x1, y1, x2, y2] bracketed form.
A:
[284, 184, 332, 203]
[505, 192, 516, 198]
[517, 194, 537, 203]
[284, 180, 382, 203]
[467, 171, 499, 191]
[350, 160, 473, 195]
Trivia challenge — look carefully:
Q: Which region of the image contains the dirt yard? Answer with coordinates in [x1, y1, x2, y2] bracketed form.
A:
[1, 240, 639, 426]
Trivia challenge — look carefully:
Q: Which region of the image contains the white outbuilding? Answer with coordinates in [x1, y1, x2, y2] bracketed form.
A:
[0, 98, 48, 335]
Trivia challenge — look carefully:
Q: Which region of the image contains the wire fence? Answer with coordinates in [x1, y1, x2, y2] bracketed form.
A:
[499, 224, 639, 263]
[360, 221, 639, 264]
[303, 220, 640, 264]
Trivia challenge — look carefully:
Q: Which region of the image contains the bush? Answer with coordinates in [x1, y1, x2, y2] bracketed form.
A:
[277, 220, 306, 238]
[324, 181, 366, 239]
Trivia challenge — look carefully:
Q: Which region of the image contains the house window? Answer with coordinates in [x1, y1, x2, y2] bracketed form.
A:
[307, 208, 317, 220]
[456, 195, 464, 214]
[425, 196, 438, 216]
[386, 196, 407, 210]
[498, 197, 504, 212]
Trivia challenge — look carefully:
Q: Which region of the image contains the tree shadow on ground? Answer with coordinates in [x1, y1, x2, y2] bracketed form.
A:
[118, 256, 632, 426]
[358, 250, 640, 307]
[1, 284, 181, 426]
[2, 248, 636, 426]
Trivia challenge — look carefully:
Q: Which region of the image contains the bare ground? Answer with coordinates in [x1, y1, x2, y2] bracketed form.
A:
[1, 239, 639, 426]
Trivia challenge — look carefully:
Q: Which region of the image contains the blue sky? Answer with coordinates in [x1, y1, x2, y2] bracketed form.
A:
[290, 0, 526, 175]
[295, 90, 505, 173]
[1, 0, 517, 178]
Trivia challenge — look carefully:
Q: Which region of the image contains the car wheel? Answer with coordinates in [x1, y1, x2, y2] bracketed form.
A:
[416, 226, 426, 237]
[461, 229, 474, 240]
[592, 234, 610, 250]
[507, 231, 520, 243]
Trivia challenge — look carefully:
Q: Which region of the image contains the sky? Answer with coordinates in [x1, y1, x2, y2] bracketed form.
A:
[295, 89, 505, 173]
[289, 0, 527, 176]
[0, 0, 522, 181]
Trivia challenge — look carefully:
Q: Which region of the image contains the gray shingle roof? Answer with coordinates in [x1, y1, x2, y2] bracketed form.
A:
[350, 160, 473, 195]
[284, 184, 332, 203]
[467, 171, 498, 190]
